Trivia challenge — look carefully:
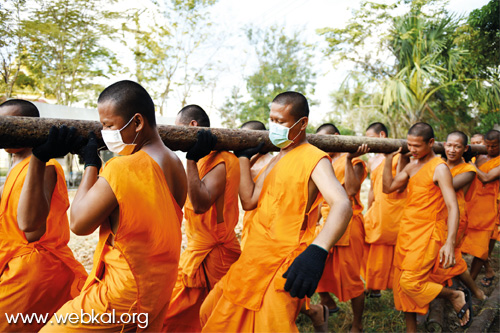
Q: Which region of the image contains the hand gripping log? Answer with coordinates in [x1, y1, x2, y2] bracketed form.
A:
[0, 116, 488, 155]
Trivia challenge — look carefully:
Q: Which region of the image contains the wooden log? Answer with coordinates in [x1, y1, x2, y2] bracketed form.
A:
[0, 116, 489, 155]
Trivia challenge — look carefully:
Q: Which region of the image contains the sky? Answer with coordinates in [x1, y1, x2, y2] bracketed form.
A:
[112, 0, 490, 126]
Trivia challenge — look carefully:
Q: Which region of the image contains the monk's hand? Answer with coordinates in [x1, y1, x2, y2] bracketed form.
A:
[186, 129, 217, 162]
[347, 144, 370, 159]
[33, 125, 82, 162]
[80, 132, 102, 169]
[439, 241, 455, 269]
[383, 147, 402, 159]
[283, 244, 329, 299]
[234, 142, 265, 159]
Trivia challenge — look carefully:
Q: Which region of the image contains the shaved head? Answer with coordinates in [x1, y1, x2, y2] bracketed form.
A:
[366, 122, 388, 136]
[176, 104, 210, 127]
[485, 129, 500, 142]
[316, 123, 340, 135]
[272, 91, 309, 121]
[0, 99, 39, 117]
[241, 120, 266, 131]
[408, 122, 434, 143]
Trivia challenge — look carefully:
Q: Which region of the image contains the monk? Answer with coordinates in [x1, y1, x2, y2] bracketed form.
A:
[0, 99, 87, 332]
[200, 92, 352, 332]
[315, 123, 368, 333]
[429, 131, 486, 301]
[462, 129, 500, 287]
[239, 120, 273, 250]
[364, 122, 407, 297]
[471, 133, 485, 146]
[41, 80, 187, 331]
[240, 120, 273, 180]
[383, 122, 470, 332]
[163, 105, 241, 332]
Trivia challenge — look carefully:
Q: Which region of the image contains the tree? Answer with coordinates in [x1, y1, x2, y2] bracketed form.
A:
[23, 0, 119, 106]
[319, 0, 500, 138]
[122, 0, 220, 115]
[0, 0, 33, 99]
[219, 25, 317, 126]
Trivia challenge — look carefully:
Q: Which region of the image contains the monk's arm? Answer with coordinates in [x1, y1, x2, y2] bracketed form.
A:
[451, 171, 475, 192]
[311, 158, 352, 250]
[435, 164, 459, 269]
[186, 161, 225, 214]
[474, 164, 500, 183]
[382, 149, 409, 194]
[238, 157, 266, 210]
[70, 166, 118, 235]
[367, 180, 374, 208]
[345, 162, 365, 196]
[17, 157, 57, 232]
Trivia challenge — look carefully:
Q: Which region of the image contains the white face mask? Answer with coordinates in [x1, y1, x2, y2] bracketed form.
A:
[101, 116, 139, 155]
[268, 117, 304, 149]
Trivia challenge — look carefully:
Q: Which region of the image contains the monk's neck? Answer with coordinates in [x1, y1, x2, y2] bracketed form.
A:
[10, 150, 32, 167]
[280, 137, 307, 155]
[416, 151, 436, 165]
[446, 158, 463, 169]
[329, 152, 342, 162]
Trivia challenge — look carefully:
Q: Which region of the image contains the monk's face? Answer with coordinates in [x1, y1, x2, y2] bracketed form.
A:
[485, 139, 499, 157]
[98, 100, 140, 144]
[444, 134, 467, 163]
[269, 102, 307, 140]
[471, 136, 484, 146]
[0, 105, 29, 154]
[407, 135, 434, 160]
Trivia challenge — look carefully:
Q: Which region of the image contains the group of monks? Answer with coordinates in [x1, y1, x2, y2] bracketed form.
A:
[0, 80, 498, 333]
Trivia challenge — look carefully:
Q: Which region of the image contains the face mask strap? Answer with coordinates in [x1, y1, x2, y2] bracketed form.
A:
[119, 115, 136, 132]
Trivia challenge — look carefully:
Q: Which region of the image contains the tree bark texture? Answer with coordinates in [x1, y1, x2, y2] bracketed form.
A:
[0, 116, 488, 155]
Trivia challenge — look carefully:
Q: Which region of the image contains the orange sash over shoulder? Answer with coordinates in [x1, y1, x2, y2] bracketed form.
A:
[163, 151, 240, 332]
[44, 151, 183, 332]
[395, 157, 448, 271]
[364, 156, 407, 245]
[223, 144, 327, 312]
[466, 156, 500, 231]
[0, 156, 87, 332]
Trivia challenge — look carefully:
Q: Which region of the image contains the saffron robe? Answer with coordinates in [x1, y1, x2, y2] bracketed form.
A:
[41, 150, 183, 332]
[461, 156, 499, 259]
[364, 156, 407, 290]
[316, 154, 367, 302]
[163, 151, 241, 332]
[200, 144, 327, 332]
[0, 156, 87, 332]
[393, 157, 448, 315]
[430, 162, 475, 285]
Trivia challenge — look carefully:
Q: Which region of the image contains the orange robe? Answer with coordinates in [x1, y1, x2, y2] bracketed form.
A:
[393, 157, 448, 315]
[316, 154, 367, 302]
[200, 144, 327, 332]
[163, 151, 241, 332]
[41, 150, 183, 332]
[364, 157, 407, 291]
[461, 156, 500, 259]
[430, 162, 475, 285]
[0, 156, 87, 332]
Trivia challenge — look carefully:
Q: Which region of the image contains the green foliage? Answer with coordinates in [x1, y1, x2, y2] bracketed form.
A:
[319, 0, 500, 139]
[122, 0, 219, 115]
[219, 25, 316, 126]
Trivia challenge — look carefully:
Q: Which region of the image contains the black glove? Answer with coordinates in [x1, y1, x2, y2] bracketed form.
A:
[283, 244, 329, 298]
[186, 129, 217, 162]
[234, 142, 265, 159]
[80, 132, 102, 169]
[32, 126, 82, 162]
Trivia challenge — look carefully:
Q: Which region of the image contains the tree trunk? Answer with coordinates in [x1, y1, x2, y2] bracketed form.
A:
[0, 116, 488, 155]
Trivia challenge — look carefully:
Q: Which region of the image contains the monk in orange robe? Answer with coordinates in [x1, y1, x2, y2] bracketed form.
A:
[200, 92, 352, 332]
[462, 129, 500, 286]
[163, 105, 241, 332]
[0, 100, 87, 332]
[314, 123, 368, 333]
[364, 122, 407, 297]
[41, 80, 187, 331]
[383, 122, 470, 332]
[239, 120, 273, 249]
[429, 131, 485, 300]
